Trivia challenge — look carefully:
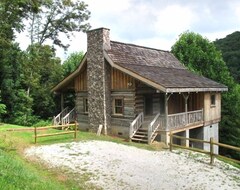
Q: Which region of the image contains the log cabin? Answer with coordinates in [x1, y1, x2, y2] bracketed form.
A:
[52, 28, 227, 153]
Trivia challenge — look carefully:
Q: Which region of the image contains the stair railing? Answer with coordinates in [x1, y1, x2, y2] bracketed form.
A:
[62, 107, 76, 126]
[53, 107, 68, 125]
[148, 113, 161, 144]
[129, 112, 144, 139]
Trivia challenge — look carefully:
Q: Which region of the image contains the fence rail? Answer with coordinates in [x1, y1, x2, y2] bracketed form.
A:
[34, 122, 78, 144]
[169, 133, 240, 165]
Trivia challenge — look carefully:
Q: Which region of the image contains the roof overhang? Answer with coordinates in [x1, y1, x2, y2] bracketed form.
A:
[104, 51, 167, 92]
[51, 53, 87, 93]
[104, 51, 228, 93]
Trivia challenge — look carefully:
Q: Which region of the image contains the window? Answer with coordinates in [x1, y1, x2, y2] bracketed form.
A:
[83, 98, 88, 113]
[211, 94, 216, 106]
[114, 98, 124, 115]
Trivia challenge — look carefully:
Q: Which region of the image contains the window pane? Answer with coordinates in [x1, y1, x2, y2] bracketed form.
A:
[115, 99, 123, 106]
[211, 94, 215, 105]
[114, 99, 123, 114]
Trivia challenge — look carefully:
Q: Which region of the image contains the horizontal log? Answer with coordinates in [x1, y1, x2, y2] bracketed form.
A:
[171, 143, 210, 154]
[37, 131, 75, 138]
[171, 135, 209, 144]
[215, 154, 240, 164]
[213, 142, 240, 152]
[36, 123, 77, 130]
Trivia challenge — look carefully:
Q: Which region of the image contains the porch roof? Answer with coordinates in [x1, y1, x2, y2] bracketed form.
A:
[106, 41, 228, 93]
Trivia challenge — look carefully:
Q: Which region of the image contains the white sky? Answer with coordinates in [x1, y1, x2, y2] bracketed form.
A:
[16, 0, 240, 61]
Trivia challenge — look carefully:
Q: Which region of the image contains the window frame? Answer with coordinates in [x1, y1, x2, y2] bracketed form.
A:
[113, 97, 124, 115]
[210, 94, 216, 107]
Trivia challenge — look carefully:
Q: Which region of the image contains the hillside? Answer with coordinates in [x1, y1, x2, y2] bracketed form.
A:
[215, 31, 240, 83]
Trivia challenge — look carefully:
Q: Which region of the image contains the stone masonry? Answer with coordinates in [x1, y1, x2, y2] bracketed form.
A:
[87, 28, 111, 132]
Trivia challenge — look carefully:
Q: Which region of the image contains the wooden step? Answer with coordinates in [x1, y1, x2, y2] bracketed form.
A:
[131, 138, 148, 143]
[135, 131, 148, 135]
[138, 128, 147, 132]
[133, 134, 148, 138]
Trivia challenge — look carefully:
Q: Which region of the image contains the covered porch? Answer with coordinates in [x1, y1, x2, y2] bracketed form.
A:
[130, 88, 204, 144]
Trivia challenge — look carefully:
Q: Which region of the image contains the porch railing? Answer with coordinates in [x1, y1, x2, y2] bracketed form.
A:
[129, 112, 144, 139]
[167, 109, 203, 131]
[148, 113, 160, 144]
[53, 107, 69, 125]
[62, 107, 76, 126]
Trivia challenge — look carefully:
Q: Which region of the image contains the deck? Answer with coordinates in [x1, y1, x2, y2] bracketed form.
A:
[158, 109, 204, 131]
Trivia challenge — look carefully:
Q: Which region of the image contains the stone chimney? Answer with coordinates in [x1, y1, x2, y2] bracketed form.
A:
[87, 28, 111, 132]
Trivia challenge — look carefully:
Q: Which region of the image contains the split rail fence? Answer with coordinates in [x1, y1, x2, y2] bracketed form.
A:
[169, 132, 240, 165]
[34, 122, 78, 144]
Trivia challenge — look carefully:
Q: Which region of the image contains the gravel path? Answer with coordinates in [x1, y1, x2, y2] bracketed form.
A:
[25, 141, 240, 190]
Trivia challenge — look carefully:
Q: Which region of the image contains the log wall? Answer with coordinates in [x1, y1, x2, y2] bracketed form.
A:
[111, 68, 135, 90]
[75, 65, 87, 92]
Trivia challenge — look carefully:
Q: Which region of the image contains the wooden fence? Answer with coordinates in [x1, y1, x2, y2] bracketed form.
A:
[169, 132, 240, 165]
[34, 122, 78, 144]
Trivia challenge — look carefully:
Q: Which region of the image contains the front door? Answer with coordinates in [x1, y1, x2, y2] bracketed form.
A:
[144, 95, 153, 116]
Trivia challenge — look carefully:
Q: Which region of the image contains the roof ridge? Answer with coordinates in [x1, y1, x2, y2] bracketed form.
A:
[121, 63, 186, 70]
[110, 40, 171, 53]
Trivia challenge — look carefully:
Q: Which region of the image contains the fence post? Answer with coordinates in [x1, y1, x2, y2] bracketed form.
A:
[170, 132, 173, 152]
[210, 137, 214, 165]
[74, 121, 77, 139]
[34, 126, 37, 144]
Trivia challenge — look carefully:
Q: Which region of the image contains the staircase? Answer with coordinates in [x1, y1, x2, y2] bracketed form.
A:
[53, 107, 76, 126]
[130, 114, 160, 144]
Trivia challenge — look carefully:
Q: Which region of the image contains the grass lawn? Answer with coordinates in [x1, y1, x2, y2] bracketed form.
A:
[0, 123, 160, 190]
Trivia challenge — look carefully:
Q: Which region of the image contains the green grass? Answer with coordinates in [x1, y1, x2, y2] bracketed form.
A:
[0, 149, 76, 190]
[0, 123, 160, 190]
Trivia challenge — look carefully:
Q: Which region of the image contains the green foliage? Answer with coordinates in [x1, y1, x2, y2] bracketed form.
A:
[62, 51, 85, 76]
[215, 32, 240, 83]
[0, 92, 6, 119]
[171, 31, 240, 159]
[61, 51, 85, 109]
[22, 44, 63, 119]
[27, 0, 91, 49]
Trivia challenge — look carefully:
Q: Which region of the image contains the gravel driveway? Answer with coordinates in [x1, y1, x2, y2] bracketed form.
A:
[25, 141, 240, 190]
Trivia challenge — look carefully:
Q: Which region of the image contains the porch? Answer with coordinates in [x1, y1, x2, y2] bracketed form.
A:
[130, 109, 203, 144]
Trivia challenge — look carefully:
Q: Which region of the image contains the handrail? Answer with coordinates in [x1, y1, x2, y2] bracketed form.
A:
[53, 107, 69, 125]
[167, 109, 203, 130]
[62, 107, 76, 125]
[129, 112, 144, 139]
[148, 113, 160, 144]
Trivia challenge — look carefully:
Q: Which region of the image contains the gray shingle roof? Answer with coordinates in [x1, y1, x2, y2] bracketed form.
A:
[106, 41, 227, 92]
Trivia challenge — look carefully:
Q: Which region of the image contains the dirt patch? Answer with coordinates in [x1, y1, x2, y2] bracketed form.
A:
[25, 140, 240, 190]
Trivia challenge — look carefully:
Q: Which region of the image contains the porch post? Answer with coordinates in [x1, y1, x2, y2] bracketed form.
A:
[61, 93, 64, 111]
[163, 93, 171, 146]
[165, 93, 171, 130]
[182, 93, 189, 113]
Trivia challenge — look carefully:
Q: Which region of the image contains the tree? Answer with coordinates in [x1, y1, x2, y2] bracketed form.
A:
[62, 51, 84, 76]
[0, 92, 6, 121]
[215, 31, 240, 83]
[22, 44, 63, 119]
[27, 0, 91, 49]
[171, 31, 240, 159]
[60, 51, 85, 109]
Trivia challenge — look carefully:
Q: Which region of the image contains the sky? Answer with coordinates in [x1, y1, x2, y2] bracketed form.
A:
[17, 0, 240, 61]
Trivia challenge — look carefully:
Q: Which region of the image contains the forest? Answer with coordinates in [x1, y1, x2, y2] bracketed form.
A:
[0, 1, 239, 158]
